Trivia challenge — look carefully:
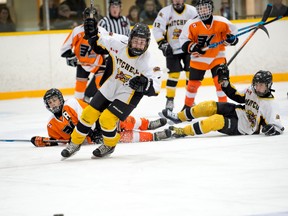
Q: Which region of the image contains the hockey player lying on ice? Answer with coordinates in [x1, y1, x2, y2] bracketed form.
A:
[161, 63, 284, 137]
[31, 89, 171, 147]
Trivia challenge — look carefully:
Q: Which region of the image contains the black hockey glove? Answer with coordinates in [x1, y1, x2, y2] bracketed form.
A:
[189, 43, 206, 56]
[84, 18, 98, 39]
[217, 63, 230, 87]
[224, 34, 239, 46]
[66, 53, 77, 67]
[262, 124, 279, 136]
[129, 76, 152, 93]
[158, 40, 173, 57]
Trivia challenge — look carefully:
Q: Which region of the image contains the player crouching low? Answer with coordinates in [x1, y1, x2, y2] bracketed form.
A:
[160, 64, 284, 138]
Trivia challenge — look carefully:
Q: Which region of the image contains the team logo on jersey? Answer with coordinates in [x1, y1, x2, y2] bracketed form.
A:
[198, 35, 214, 47]
[159, 12, 163, 17]
[115, 69, 132, 83]
[80, 44, 95, 57]
[246, 110, 256, 128]
[172, 28, 182, 39]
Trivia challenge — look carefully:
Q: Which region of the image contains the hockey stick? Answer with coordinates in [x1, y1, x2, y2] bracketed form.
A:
[227, 4, 273, 66]
[90, 0, 94, 18]
[202, 4, 272, 51]
[238, 4, 272, 32]
[227, 25, 268, 66]
[0, 139, 69, 143]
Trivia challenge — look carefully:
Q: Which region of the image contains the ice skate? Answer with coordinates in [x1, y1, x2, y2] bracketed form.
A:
[154, 129, 172, 141]
[169, 126, 187, 138]
[148, 118, 167, 130]
[160, 108, 182, 124]
[92, 144, 115, 158]
[61, 142, 81, 158]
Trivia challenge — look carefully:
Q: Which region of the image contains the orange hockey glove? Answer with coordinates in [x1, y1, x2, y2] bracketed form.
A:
[30, 136, 52, 147]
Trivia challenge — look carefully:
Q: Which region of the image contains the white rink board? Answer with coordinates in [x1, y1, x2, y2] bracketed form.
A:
[0, 20, 288, 92]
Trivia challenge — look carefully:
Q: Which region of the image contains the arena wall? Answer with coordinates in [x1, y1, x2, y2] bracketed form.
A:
[0, 19, 287, 99]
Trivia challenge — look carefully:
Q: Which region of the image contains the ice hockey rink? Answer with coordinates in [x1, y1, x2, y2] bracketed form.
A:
[0, 83, 288, 216]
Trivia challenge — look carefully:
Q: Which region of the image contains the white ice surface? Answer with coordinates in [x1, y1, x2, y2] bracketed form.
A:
[0, 83, 288, 216]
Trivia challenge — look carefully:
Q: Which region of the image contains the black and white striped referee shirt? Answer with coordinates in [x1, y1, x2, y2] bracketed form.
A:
[98, 15, 131, 36]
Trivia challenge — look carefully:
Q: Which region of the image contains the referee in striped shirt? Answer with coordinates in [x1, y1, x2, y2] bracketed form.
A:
[98, 0, 131, 36]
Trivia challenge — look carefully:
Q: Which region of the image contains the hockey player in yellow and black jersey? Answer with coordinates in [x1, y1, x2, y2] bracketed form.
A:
[60, 20, 163, 159]
[153, 0, 198, 111]
[161, 63, 284, 137]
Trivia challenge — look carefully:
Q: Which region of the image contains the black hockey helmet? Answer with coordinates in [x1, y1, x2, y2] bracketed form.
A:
[195, 0, 214, 20]
[109, 0, 122, 6]
[128, 23, 151, 56]
[83, 7, 98, 20]
[252, 70, 273, 97]
[43, 88, 64, 114]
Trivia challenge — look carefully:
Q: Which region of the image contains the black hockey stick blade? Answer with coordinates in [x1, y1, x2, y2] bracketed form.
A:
[258, 24, 270, 38]
[261, 4, 273, 23]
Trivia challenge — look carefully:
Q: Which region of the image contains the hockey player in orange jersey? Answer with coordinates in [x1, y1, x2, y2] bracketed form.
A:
[60, 7, 104, 101]
[179, 0, 238, 110]
[31, 89, 170, 147]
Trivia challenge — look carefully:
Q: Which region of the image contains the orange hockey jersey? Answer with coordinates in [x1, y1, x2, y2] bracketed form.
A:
[61, 24, 104, 73]
[179, 16, 238, 70]
[47, 98, 87, 140]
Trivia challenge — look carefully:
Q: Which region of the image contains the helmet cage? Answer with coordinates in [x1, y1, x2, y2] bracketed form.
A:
[128, 23, 151, 56]
[43, 88, 64, 114]
[252, 70, 273, 97]
[83, 7, 98, 20]
[196, 2, 213, 20]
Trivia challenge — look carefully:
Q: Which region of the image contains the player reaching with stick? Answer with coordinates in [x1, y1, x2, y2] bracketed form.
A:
[179, 0, 238, 111]
[61, 21, 164, 158]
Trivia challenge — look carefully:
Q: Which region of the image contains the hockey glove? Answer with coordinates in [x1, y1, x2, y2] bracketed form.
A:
[158, 40, 173, 57]
[262, 124, 279, 136]
[84, 18, 98, 39]
[224, 34, 239, 46]
[129, 76, 152, 94]
[188, 43, 206, 57]
[30, 136, 52, 147]
[66, 53, 77, 67]
[216, 63, 230, 87]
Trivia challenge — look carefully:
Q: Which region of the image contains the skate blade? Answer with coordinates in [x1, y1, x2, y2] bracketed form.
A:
[158, 112, 175, 125]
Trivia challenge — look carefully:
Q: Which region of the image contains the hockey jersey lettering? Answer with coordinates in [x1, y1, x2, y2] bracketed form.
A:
[245, 99, 259, 110]
[168, 19, 187, 27]
[116, 56, 139, 75]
